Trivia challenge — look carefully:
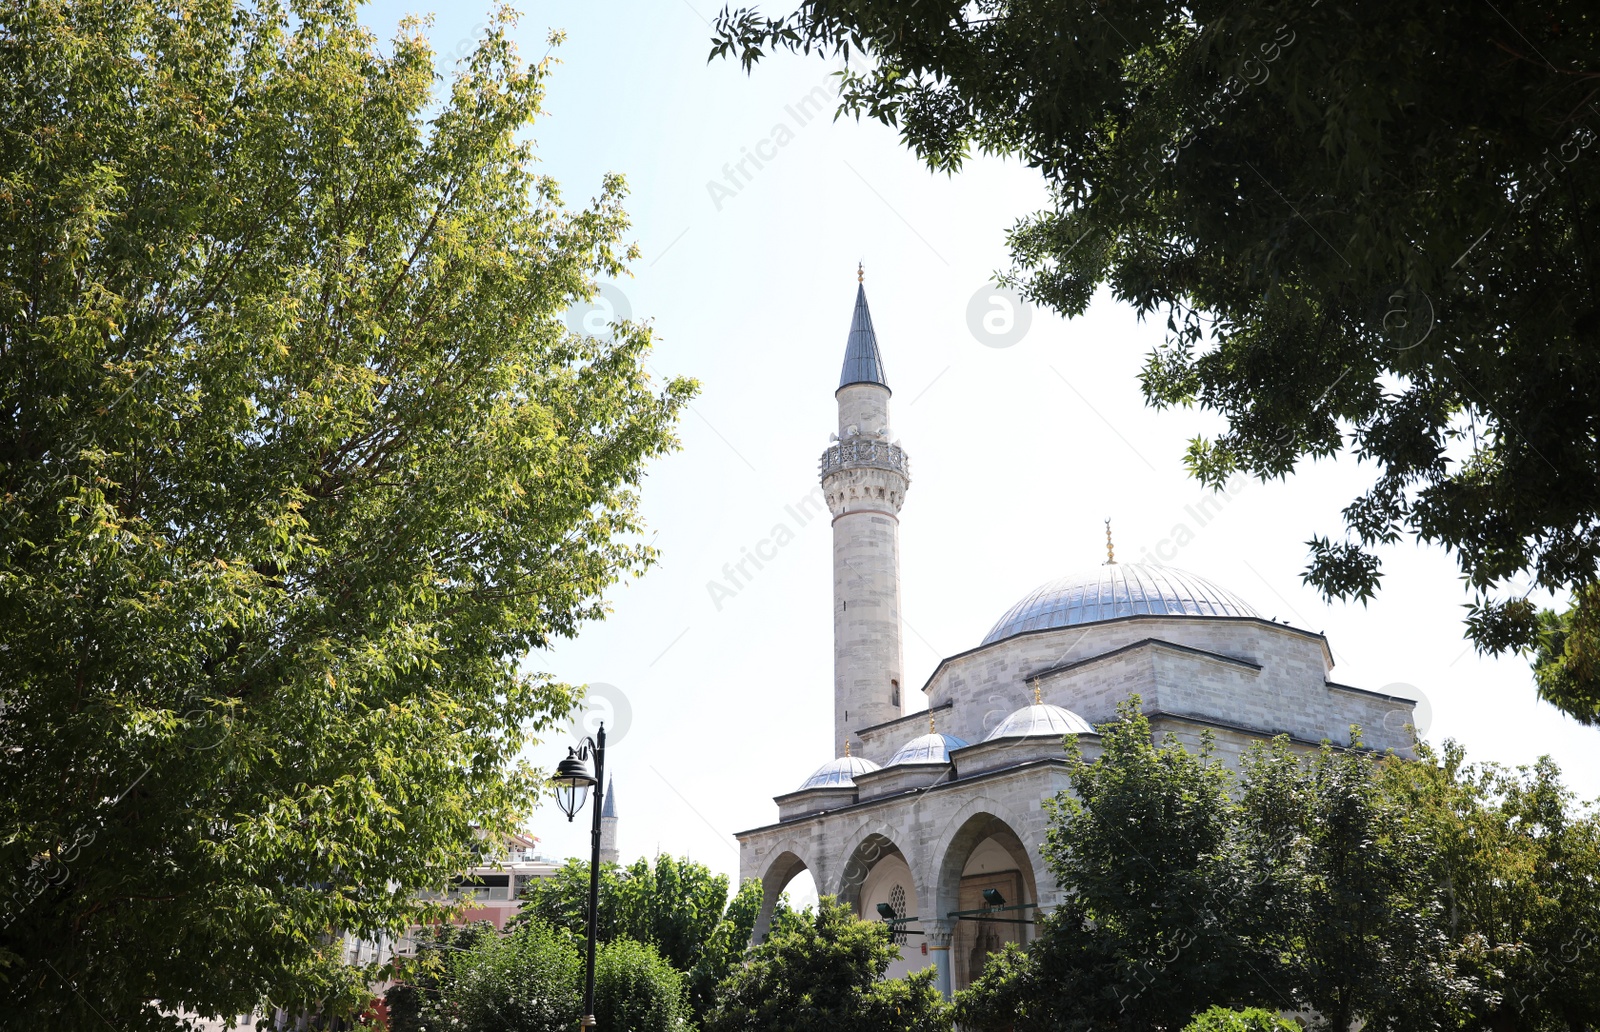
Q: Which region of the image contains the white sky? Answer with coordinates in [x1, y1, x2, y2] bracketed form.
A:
[363, 0, 1600, 904]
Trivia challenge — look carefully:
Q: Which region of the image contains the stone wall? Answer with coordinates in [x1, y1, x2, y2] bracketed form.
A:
[738, 759, 1074, 995]
[913, 616, 1415, 757]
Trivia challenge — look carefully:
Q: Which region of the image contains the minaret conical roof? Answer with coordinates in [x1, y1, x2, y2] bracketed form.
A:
[838, 283, 889, 392]
[600, 777, 617, 818]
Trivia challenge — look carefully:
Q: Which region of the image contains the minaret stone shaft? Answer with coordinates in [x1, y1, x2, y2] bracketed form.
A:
[820, 280, 909, 757]
[598, 778, 618, 865]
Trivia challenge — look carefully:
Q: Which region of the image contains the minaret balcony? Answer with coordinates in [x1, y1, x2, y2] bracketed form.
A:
[819, 438, 911, 479]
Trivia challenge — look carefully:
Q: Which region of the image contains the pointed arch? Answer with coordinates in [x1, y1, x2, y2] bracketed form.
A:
[746, 834, 827, 946]
[929, 796, 1048, 991]
[833, 813, 922, 909]
[830, 816, 934, 981]
[927, 795, 1046, 912]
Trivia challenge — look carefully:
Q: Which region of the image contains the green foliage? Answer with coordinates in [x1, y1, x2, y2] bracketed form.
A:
[1381, 742, 1600, 1030]
[593, 936, 694, 1032]
[704, 895, 952, 1032]
[516, 854, 763, 1022]
[441, 920, 584, 1032]
[1531, 585, 1600, 724]
[1233, 737, 1466, 1030]
[958, 700, 1600, 1031]
[388, 922, 690, 1032]
[953, 919, 1124, 1032]
[1044, 698, 1246, 1026]
[612, 853, 737, 973]
[384, 922, 497, 1032]
[959, 699, 1251, 1030]
[687, 876, 766, 1020]
[711, 0, 1600, 720]
[0, 1, 692, 1027]
[1183, 1007, 1298, 1032]
[514, 857, 627, 939]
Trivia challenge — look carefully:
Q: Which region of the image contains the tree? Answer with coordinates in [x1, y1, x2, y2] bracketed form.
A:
[1235, 738, 1469, 1030]
[0, 2, 693, 1028]
[952, 914, 1127, 1032]
[516, 853, 764, 1020]
[711, 0, 1600, 720]
[612, 853, 742, 974]
[1183, 1008, 1299, 1032]
[1381, 742, 1600, 1031]
[388, 921, 690, 1032]
[593, 937, 695, 1032]
[959, 702, 1480, 1031]
[384, 922, 498, 1032]
[1040, 697, 1257, 1027]
[704, 895, 952, 1032]
[438, 920, 584, 1032]
[685, 873, 765, 1019]
[514, 858, 628, 940]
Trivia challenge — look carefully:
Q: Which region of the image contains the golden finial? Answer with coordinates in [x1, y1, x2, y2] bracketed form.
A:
[1033, 683, 1043, 706]
[1104, 518, 1116, 565]
[844, 739, 851, 758]
[857, 261, 864, 284]
[929, 711, 936, 735]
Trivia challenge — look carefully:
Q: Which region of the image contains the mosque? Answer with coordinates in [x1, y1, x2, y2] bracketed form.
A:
[733, 276, 1420, 997]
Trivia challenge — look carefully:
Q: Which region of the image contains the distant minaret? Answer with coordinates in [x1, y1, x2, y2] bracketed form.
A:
[598, 779, 619, 865]
[821, 266, 910, 756]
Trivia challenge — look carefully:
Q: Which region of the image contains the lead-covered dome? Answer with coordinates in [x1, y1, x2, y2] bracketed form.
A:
[886, 732, 969, 766]
[985, 703, 1096, 742]
[799, 755, 881, 790]
[982, 563, 1257, 646]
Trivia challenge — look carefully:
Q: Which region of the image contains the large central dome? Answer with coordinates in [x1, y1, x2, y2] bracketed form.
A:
[981, 563, 1258, 645]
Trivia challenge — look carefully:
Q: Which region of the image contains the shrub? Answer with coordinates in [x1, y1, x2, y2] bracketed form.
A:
[705, 896, 951, 1032]
[1183, 1006, 1299, 1031]
[595, 937, 693, 1032]
[448, 920, 583, 1032]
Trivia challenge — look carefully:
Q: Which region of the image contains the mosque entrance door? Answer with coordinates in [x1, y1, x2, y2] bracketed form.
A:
[941, 825, 1037, 992]
[953, 867, 1026, 990]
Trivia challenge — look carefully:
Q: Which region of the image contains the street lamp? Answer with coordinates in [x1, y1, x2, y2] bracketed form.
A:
[553, 748, 598, 821]
[550, 723, 606, 1029]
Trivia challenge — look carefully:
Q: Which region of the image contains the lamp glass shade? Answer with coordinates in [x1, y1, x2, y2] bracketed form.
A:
[551, 752, 597, 820]
[554, 781, 590, 819]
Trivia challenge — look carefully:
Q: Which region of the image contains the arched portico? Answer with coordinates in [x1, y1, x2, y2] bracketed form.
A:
[832, 814, 927, 906]
[750, 841, 823, 945]
[835, 822, 933, 981]
[931, 803, 1043, 992]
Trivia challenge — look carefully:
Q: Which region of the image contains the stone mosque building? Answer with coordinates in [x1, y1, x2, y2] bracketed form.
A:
[734, 277, 1420, 997]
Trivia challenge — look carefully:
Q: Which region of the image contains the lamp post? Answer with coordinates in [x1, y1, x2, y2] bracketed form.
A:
[550, 723, 606, 1030]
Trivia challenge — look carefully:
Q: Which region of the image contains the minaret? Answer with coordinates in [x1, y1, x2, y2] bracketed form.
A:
[820, 267, 910, 756]
[598, 779, 619, 865]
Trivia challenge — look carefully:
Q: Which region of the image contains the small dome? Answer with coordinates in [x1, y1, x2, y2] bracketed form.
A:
[798, 755, 881, 790]
[984, 703, 1095, 743]
[886, 732, 970, 766]
[983, 563, 1257, 645]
